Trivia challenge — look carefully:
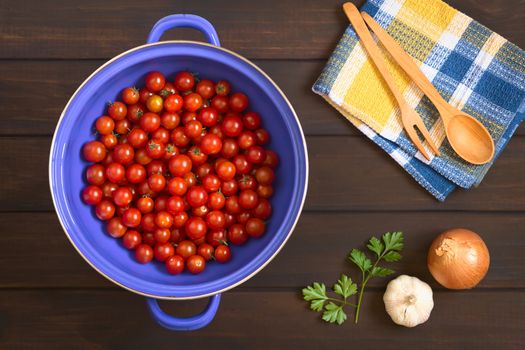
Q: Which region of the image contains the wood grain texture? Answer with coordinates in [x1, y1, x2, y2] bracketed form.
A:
[0, 212, 523, 289]
[1, 0, 524, 59]
[0, 289, 523, 349]
[4, 136, 524, 212]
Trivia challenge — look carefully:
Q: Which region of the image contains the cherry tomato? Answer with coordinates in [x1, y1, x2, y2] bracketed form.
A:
[154, 242, 175, 262]
[239, 189, 259, 209]
[113, 144, 134, 165]
[136, 196, 154, 213]
[224, 213, 236, 228]
[145, 71, 166, 92]
[206, 210, 226, 230]
[165, 255, 185, 274]
[122, 87, 140, 105]
[114, 119, 131, 135]
[184, 172, 197, 187]
[209, 124, 224, 139]
[229, 93, 249, 112]
[146, 95, 163, 113]
[211, 95, 229, 113]
[86, 164, 106, 185]
[174, 71, 195, 92]
[96, 199, 115, 220]
[106, 162, 125, 183]
[206, 230, 226, 247]
[146, 140, 166, 160]
[160, 82, 177, 98]
[220, 138, 239, 159]
[135, 244, 154, 263]
[95, 116, 115, 135]
[148, 173, 166, 192]
[155, 211, 173, 228]
[238, 131, 257, 149]
[139, 88, 154, 104]
[173, 211, 189, 228]
[176, 240, 196, 259]
[202, 174, 221, 192]
[246, 146, 266, 164]
[216, 161, 236, 181]
[187, 255, 206, 274]
[142, 232, 156, 246]
[195, 163, 213, 179]
[83, 141, 107, 162]
[170, 127, 191, 147]
[154, 228, 171, 244]
[163, 93, 183, 112]
[214, 245, 232, 263]
[188, 146, 208, 167]
[123, 230, 142, 249]
[192, 205, 209, 218]
[243, 112, 261, 130]
[257, 184, 274, 198]
[185, 216, 207, 240]
[221, 179, 238, 196]
[100, 134, 118, 149]
[140, 112, 161, 132]
[232, 155, 252, 175]
[255, 128, 270, 145]
[170, 227, 186, 243]
[252, 198, 272, 219]
[225, 196, 242, 214]
[127, 103, 145, 122]
[113, 187, 133, 207]
[208, 192, 226, 210]
[238, 175, 257, 191]
[184, 120, 203, 139]
[184, 93, 203, 112]
[108, 101, 127, 120]
[196, 79, 215, 99]
[255, 166, 275, 185]
[228, 224, 248, 245]
[134, 148, 152, 165]
[182, 111, 197, 124]
[167, 177, 188, 196]
[82, 185, 103, 205]
[186, 186, 208, 207]
[169, 154, 192, 177]
[161, 111, 180, 130]
[122, 208, 142, 228]
[198, 107, 219, 127]
[147, 160, 166, 176]
[102, 182, 118, 198]
[197, 243, 214, 261]
[126, 164, 146, 184]
[215, 80, 231, 96]
[167, 195, 185, 214]
[107, 217, 127, 238]
[141, 213, 157, 232]
[246, 218, 266, 237]
[152, 127, 170, 144]
[221, 114, 243, 137]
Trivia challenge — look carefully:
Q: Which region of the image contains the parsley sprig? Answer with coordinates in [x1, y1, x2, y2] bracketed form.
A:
[302, 232, 404, 324]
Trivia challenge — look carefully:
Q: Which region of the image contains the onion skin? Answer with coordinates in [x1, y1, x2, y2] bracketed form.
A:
[427, 228, 490, 289]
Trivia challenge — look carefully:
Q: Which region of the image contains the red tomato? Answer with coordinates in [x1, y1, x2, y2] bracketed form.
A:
[183, 93, 203, 112]
[160, 82, 177, 97]
[206, 210, 226, 230]
[167, 177, 188, 196]
[184, 120, 203, 139]
[82, 185, 103, 205]
[169, 154, 192, 177]
[164, 94, 184, 112]
[216, 161, 236, 180]
[228, 224, 248, 245]
[184, 172, 197, 187]
[148, 173, 166, 192]
[255, 128, 270, 145]
[246, 146, 266, 164]
[165, 255, 185, 274]
[146, 140, 166, 159]
[255, 166, 275, 185]
[196, 79, 215, 99]
[220, 139, 239, 159]
[106, 163, 125, 183]
[113, 187, 133, 207]
[108, 101, 127, 120]
[195, 163, 213, 179]
[239, 189, 259, 209]
[188, 146, 208, 166]
[155, 211, 173, 229]
[113, 144, 135, 165]
[127, 103, 145, 122]
[122, 87, 140, 105]
[123, 230, 142, 249]
[154, 228, 171, 244]
[238, 175, 257, 191]
[161, 111, 180, 129]
[215, 80, 231, 96]
[107, 217, 127, 238]
[198, 107, 219, 127]
[232, 155, 252, 175]
[100, 134, 118, 150]
[96, 199, 115, 220]
[136, 196, 154, 213]
[187, 255, 206, 274]
[221, 179, 238, 196]
[134, 148, 152, 165]
[176, 240, 197, 259]
[257, 184, 274, 199]
[185, 216, 207, 240]
[141, 213, 157, 232]
[140, 112, 161, 132]
[139, 88, 154, 104]
[202, 174, 221, 192]
[142, 232, 156, 246]
[135, 244, 154, 263]
[95, 116, 115, 135]
[122, 208, 142, 228]
[206, 230, 226, 247]
[114, 119, 131, 135]
[167, 195, 185, 214]
[214, 245, 232, 263]
[102, 182, 118, 198]
[211, 95, 229, 113]
[147, 160, 166, 176]
[145, 71, 166, 92]
[252, 198, 272, 219]
[174, 71, 195, 92]
[83, 141, 107, 162]
[229, 93, 249, 112]
[238, 131, 257, 149]
[208, 192, 226, 210]
[170, 127, 191, 147]
[197, 243, 214, 261]
[243, 112, 261, 130]
[245, 218, 266, 237]
[221, 114, 243, 137]
[152, 127, 170, 144]
[225, 196, 242, 214]
[173, 211, 189, 228]
[186, 186, 208, 207]
[154, 242, 175, 262]
[126, 164, 147, 184]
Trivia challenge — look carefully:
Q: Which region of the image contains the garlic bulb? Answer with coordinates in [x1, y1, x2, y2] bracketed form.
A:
[383, 275, 433, 327]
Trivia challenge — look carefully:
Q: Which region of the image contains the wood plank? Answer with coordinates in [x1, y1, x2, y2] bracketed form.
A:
[0, 289, 523, 349]
[3, 136, 524, 212]
[1, 212, 523, 289]
[1, 0, 524, 59]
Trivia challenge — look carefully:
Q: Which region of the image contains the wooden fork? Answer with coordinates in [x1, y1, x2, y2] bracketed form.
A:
[343, 2, 440, 160]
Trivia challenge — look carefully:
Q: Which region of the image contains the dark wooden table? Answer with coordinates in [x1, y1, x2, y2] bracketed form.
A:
[1, 0, 524, 348]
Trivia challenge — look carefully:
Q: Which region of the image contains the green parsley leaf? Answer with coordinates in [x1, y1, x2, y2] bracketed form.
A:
[322, 302, 347, 325]
[370, 266, 395, 277]
[302, 283, 328, 312]
[367, 236, 384, 257]
[348, 249, 372, 273]
[383, 251, 402, 262]
[382, 232, 404, 252]
[333, 274, 357, 299]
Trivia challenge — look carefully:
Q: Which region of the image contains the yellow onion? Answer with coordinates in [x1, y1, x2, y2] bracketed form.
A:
[427, 228, 490, 289]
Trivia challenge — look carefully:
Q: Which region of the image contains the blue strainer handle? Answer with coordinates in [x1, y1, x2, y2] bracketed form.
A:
[147, 14, 221, 46]
[146, 294, 221, 331]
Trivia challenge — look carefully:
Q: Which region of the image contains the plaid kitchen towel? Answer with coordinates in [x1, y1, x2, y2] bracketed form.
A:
[313, 0, 525, 200]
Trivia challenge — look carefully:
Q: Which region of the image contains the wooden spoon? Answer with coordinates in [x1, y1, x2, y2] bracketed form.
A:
[361, 11, 495, 165]
[342, 2, 440, 161]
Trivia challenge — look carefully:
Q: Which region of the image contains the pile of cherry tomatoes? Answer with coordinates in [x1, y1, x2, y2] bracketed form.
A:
[81, 71, 278, 275]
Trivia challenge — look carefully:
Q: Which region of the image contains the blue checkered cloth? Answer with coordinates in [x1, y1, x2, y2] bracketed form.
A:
[313, 0, 525, 200]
